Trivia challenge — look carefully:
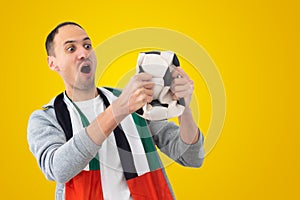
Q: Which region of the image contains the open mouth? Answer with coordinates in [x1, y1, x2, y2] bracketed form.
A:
[81, 65, 91, 74]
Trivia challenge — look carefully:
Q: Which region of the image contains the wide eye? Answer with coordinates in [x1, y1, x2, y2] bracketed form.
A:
[66, 46, 75, 52]
[84, 44, 92, 50]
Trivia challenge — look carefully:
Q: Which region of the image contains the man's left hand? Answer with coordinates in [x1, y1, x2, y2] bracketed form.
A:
[170, 67, 194, 107]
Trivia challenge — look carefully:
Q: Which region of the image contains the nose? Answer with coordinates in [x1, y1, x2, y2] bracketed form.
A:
[77, 47, 89, 60]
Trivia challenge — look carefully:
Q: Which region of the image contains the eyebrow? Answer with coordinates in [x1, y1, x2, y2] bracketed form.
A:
[63, 37, 91, 46]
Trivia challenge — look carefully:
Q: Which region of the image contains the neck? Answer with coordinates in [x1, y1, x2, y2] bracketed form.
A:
[66, 86, 98, 102]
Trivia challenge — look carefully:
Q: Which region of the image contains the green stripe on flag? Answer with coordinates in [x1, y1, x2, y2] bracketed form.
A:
[131, 113, 161, 170]
[89, 154, 100, 170]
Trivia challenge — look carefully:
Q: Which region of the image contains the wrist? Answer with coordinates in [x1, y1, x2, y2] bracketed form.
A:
[181, 106, 195, 122]
[183, 96, 192, 108]
[111, 98, 128, 123]
[87, 106, 118, 145]
[183, 104, 192, 113]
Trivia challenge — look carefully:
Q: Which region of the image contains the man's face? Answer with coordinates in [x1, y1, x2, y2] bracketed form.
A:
[48, 25, 97, 91]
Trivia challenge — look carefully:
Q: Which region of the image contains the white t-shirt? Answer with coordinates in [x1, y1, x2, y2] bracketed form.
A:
[75, 95, 132, 200]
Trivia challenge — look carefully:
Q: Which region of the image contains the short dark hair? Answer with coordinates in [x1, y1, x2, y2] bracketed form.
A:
[45, 22, 84, 56]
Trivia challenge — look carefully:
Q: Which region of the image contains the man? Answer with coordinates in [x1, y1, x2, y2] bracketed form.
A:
[27, 22, 204, 200]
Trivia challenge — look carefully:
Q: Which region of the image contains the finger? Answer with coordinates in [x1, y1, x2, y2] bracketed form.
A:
[173, 91, 188, 99]
[171, 85, 190, 96]
[128, 91, 147, 111]
[172, 77, 188, 86]
[172, 93, 178, 100]
[171, 68, 182, 78]
[134, 87, 153, 98]
[130, 78, 153, 90]
[136, 88, 153, 104]
[137, 92, 153, 103]
[143, 88, 154, 96]
[171, 67, 186, 78]
[136, 72, 152, 81]
[173, 84, 189, 92]
[171, 78, 189, 91]
[135, 93, 150, 107]
[176, 67, 190, 80]
[142, 82, 154, 89]
[146, 95, 153, 103]
[171, 77, 186, 93]
[132, 87, 145, 98]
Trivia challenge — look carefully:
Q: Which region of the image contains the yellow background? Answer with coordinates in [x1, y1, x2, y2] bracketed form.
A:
[0, 0, 299, 199]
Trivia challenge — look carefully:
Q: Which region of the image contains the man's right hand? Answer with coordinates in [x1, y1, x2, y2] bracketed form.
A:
[86, 73, 153, 145]
[112, 73, 154, 123]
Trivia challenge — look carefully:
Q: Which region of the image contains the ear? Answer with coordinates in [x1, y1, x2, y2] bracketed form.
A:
[47, 56, 59, 71]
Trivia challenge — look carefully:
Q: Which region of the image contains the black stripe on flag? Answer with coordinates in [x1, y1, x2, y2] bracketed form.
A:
[54, 92, 73, 141]
[114, 125, 138, 180]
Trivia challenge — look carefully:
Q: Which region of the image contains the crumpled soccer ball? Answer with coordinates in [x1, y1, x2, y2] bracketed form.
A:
[135, 51, 185, 120]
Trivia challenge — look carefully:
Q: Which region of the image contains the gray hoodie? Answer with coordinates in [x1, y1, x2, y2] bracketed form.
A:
[27, 92, 204, 199]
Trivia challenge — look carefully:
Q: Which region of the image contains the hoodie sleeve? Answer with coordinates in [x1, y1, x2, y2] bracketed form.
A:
[27, 108, 101, 183]
[148, 120, 204, 168]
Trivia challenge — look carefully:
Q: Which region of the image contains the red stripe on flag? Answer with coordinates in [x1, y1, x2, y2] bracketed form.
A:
[127, 169, 174, 200]
[65, 170, 103, 200]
